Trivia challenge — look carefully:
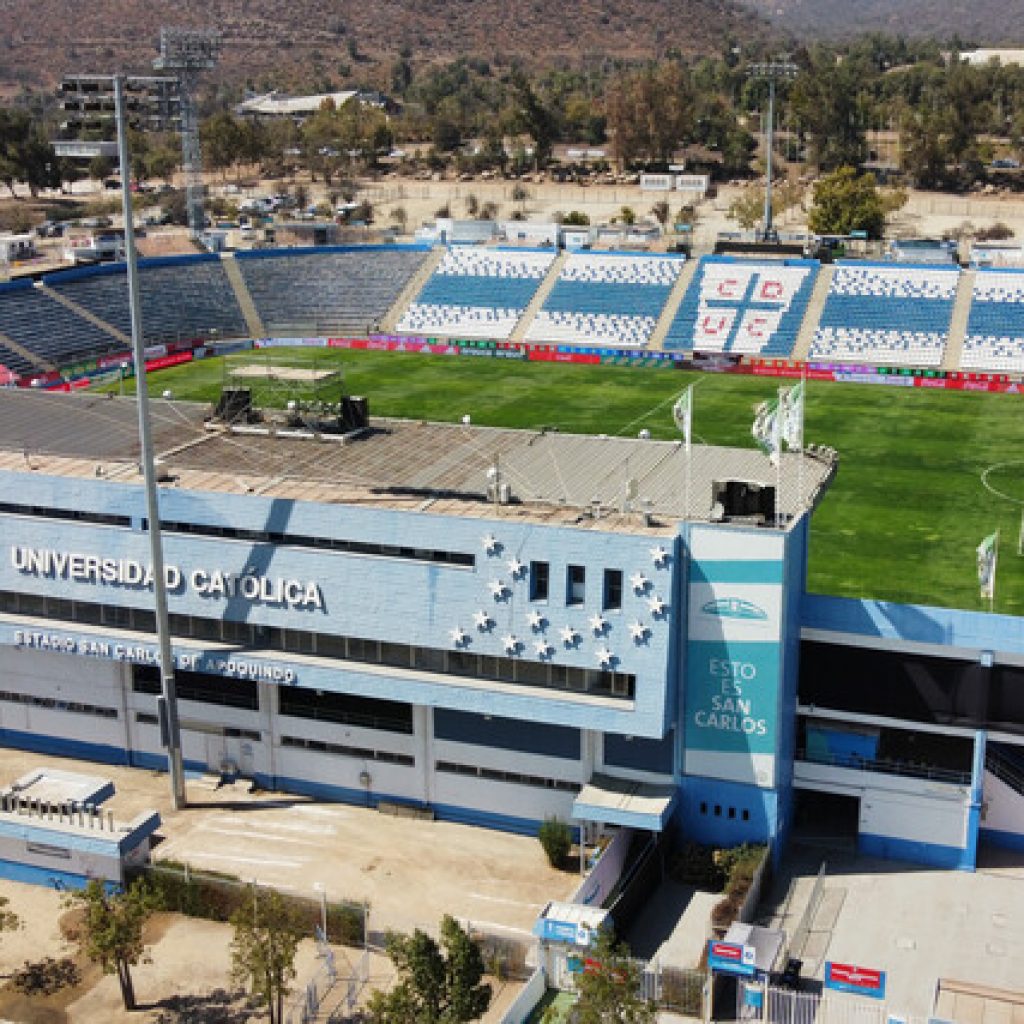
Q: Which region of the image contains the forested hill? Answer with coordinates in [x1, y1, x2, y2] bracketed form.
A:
[0, 0, 767, 95]
[739, 0, 1024, 42]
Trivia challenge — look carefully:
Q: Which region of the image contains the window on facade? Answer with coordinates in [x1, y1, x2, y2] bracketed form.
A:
[567, 565, 586, 606]
[603, 569, 623, 611]
[530, 561, 549, 601]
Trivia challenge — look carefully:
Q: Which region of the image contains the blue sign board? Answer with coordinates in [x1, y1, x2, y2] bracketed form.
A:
[825, 962, 887, 999]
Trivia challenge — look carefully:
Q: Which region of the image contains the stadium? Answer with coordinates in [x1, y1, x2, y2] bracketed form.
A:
[0, 238, 1021, 897]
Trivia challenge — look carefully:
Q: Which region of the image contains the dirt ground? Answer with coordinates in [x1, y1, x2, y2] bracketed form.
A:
[0, 747, 568, 1021]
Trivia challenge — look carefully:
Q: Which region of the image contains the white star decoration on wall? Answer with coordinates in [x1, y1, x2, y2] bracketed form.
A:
[589, 613, 608, 635]
[527, 609, 546, 631]
[507, 557, 525, 578]
[650, 545, 669, 567]
[473, 610, 493, 630]
[630, 571, 650, 594]
[534, 640, 553, 658]
[481, 533, 499, 554]
[629, 620, 648, 642]
[502, 634, 521, 655]
[560, 625, 579, 646]
[596, 646, 615, 668]
[489, 579, 508, 600]
[449, 627, 468, 647]
[647, 594, 667, 616]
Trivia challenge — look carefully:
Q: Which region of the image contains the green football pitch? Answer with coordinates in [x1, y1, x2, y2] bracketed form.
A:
[111, 347, 1024, 616]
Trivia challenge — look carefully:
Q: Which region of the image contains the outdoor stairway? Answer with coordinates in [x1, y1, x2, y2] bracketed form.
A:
[221, 254, 266, 339]
[380, 247, 445, 333]
[648, 257, 698, 351]
[508, 250, 567, 342]
[791, 264, 834, 361]
[36, 281, 130, 349]
[943, 268, 976, 371]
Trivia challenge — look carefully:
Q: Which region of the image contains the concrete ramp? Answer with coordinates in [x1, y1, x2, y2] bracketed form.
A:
[220, 253, 266, 339]
[944, 268, 976, 371]
[509, 250, 567, 342]
[380, 247, 445, 332]
[792, 264, 834, 361]
[649, 257, 698, 351]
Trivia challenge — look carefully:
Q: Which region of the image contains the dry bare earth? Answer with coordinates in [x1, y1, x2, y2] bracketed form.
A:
[739, 0, 1024, 40]
[0, 0, 765, 94]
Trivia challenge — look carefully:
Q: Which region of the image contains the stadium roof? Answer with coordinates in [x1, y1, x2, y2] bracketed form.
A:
[0, 391, 836, 535]
[235, 90, 357, 117]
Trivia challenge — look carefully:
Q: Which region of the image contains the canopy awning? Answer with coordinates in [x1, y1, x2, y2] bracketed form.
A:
[572, 773, 678, 831]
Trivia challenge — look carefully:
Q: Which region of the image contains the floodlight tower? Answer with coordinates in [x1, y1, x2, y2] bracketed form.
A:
[154, 27, 220, 240]
[747, 56, 798, 242]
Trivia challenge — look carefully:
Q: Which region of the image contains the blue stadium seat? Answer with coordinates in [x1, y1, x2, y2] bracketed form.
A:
[397, 247, 556, 340]
[525, 252, 685, 347]
[662, 256, 818, 357]
[237, 246, 430, 335]
[45, 255, 249, 346]
[963, 269, 1024, 373]
[809, 262, 958, 368]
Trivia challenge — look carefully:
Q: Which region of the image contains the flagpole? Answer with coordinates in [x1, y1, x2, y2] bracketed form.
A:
[775, 386, 783, 526]
[797, 368, 806, 513]
[992, 530, 999, 613]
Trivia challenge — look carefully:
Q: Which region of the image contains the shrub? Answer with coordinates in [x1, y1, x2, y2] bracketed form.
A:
[538, 816, 572, 868]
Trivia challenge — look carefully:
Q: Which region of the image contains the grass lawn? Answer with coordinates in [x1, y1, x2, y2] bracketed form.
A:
[113, 348, 1024, 615]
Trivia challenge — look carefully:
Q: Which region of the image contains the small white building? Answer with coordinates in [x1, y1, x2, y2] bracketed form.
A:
[0, 234, 36, 263]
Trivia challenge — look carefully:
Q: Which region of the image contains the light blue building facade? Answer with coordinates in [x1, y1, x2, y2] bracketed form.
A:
[0, 392, 1020, 871]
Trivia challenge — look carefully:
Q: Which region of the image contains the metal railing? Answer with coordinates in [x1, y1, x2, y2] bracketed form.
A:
[796, 748, 971, 786]
[986, 746, 1024, 795]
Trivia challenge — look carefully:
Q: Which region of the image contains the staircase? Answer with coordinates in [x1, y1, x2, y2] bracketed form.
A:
[220, 254, 266, 339]
[943, 268, 976, 371]
[791, 265, 834, 361]
[36, 281, 130, 348]
[379, 247, 445, 333]
[509, 250, 567, 342]
[987, 743, 1024, 796]
[648, 257, 699, 351]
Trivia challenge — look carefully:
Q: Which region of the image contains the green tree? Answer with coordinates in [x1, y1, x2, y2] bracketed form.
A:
[67, 879, 156, 1011]
[650, 200, 670, 227]
[230, 887, 306, 1024]
[510, 70, 555, 169]
[790, 56, 867, 171]
[366, 915, 491, 1024]
[808, 166, 904, 238]
[573, 930, 656, 1024]
[538, 816, 572, 867]
[727, 185, 764, 230]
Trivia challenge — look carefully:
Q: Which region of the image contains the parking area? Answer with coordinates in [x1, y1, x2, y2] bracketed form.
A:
[0, 748, 579, 939]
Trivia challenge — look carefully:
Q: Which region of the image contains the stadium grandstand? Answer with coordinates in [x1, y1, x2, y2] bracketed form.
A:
[962, 268, 1024, 373]
[234, 245, 431, 336]
[662, 255, 818, 357]
[809, 262, 960, 368]
[396, 246, 557, 339]
[7, 244, 1024, 380]
[523, 252, 685, 348]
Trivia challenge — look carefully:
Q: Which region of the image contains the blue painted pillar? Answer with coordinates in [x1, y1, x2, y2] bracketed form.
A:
[962, 729, 986, 871]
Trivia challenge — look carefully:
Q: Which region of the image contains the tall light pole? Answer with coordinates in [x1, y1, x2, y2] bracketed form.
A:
[154, 28, 220, 241]
[114, 75, 187, 810]
[748, 57, 798, 242]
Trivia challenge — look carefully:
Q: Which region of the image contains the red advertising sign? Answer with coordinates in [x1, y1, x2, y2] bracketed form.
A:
[828, 963, 882, 987]
[710, 942, 743, 962]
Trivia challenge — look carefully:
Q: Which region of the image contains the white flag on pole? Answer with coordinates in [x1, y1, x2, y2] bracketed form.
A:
[672, 386, 693, 453]
[782, 381, 804, 452]
[977, 531, 998, 602]
[752, 396, 781, 465]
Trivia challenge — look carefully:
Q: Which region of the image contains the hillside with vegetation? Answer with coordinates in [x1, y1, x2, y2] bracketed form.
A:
[739, 0, 1024, 43]
[0, 0, 766, 96]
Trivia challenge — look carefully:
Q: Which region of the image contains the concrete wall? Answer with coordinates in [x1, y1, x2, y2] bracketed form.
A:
[982, 770, 1024, 849]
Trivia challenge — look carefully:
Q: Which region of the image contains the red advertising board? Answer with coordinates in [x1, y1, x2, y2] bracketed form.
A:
[710, 942, 742, 962]
[828, 963, 882, 987]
